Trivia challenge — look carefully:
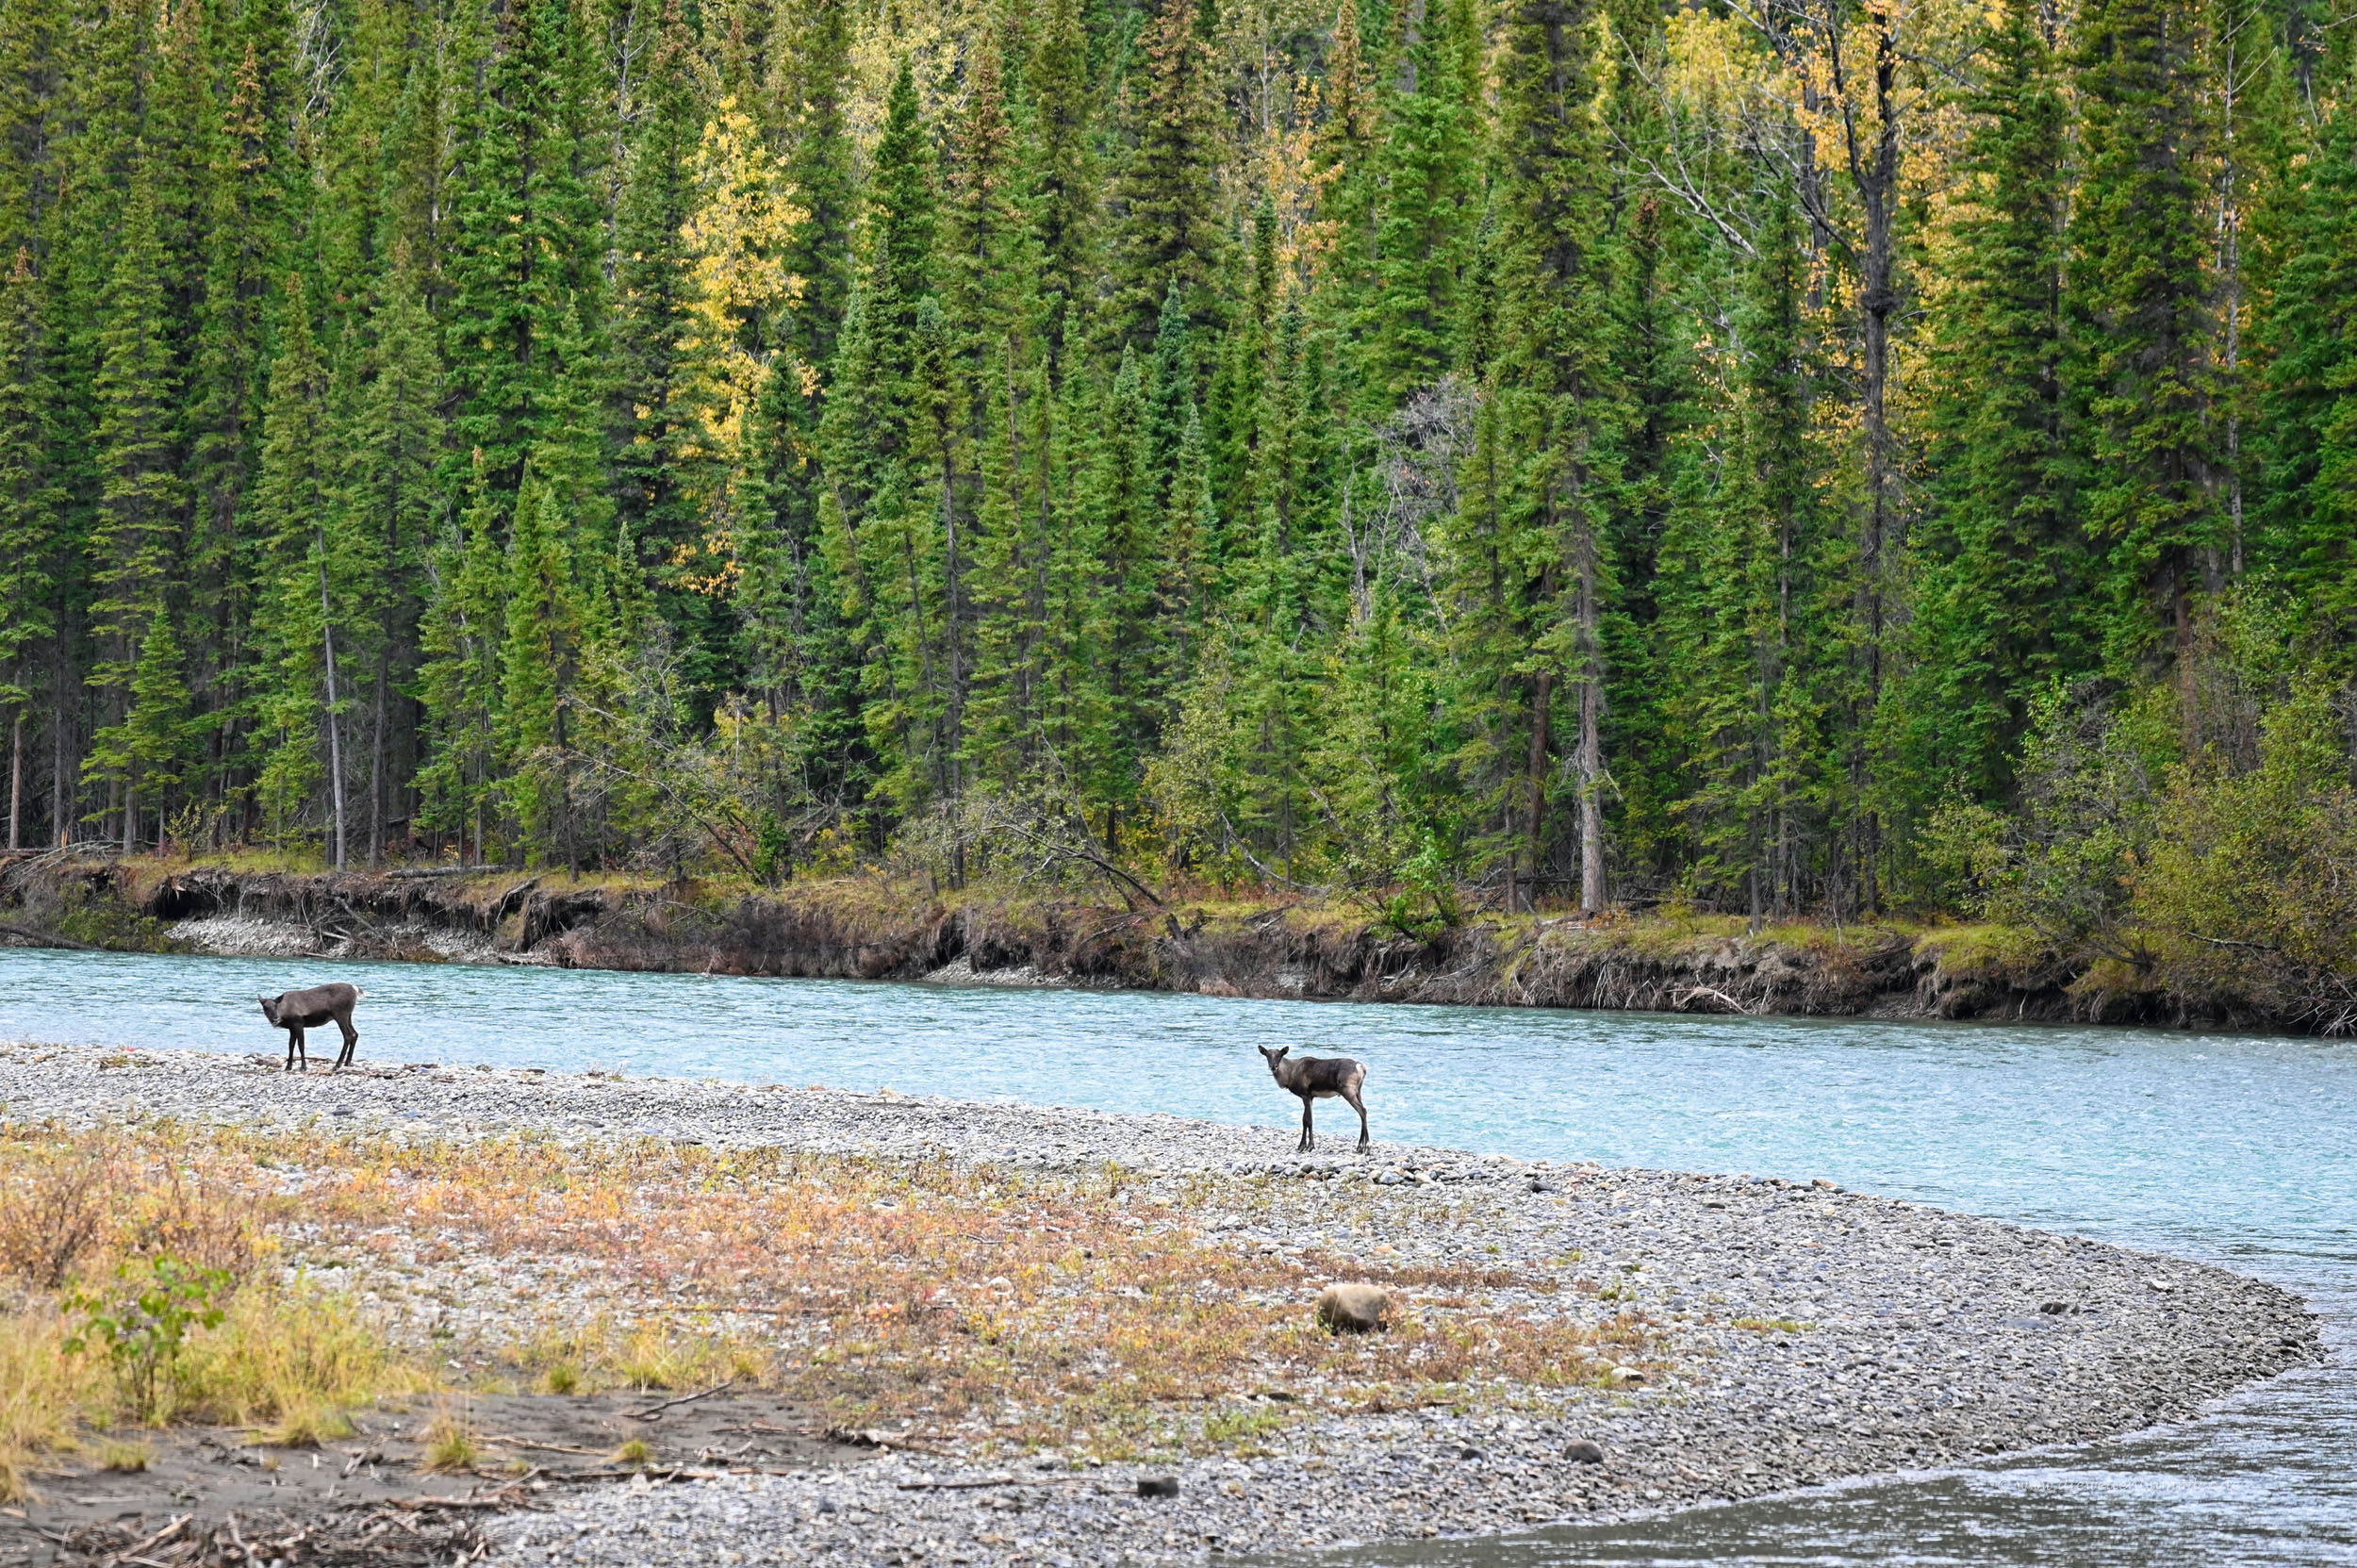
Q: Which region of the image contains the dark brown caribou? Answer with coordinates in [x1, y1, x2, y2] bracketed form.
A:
[1258, 1045, 1371, 1153]
[258, 982, 367, 1073]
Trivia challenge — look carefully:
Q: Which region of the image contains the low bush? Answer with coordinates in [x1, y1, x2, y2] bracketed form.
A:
[0, 1126, 411, 1492]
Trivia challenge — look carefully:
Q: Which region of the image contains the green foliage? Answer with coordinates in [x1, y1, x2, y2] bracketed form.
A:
[2069, 0, 2219, 663]
[64, 1254, 230, 1424]
[1892, 0, 2083, 821]
[0, 0, 2349, 982]
[1925, 680, 2165, 958]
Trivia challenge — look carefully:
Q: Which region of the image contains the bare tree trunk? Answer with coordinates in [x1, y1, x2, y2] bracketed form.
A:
[52, 644, 68, 847]
[8, 710, 20, 851]
[1525, 669, 1553, 914]
[122, 776, 133, 855]
[318, 536, 347, 872]
[370, 646, 388, 867]
[1574, 517, 1605, 914]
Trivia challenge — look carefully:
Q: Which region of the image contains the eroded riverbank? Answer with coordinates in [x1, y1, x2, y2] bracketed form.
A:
[0, 852, 2229, 1030]
[0, 1042, 2321, 1565]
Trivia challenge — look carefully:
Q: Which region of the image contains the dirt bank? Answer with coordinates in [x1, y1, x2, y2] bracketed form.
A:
[0, 852, 2233, 1029]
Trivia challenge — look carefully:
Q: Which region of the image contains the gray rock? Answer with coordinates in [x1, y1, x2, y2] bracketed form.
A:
[1314, 1281, 1394, 1334]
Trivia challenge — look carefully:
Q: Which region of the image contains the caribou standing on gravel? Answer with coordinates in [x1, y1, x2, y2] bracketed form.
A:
[1258, 1045, 1371, 1153]
[258, 982, 367, 1073]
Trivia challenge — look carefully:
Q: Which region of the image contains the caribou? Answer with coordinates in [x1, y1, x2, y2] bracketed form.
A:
[258, 982, 367, 1073]
[1257, 1045, 1371, 1153]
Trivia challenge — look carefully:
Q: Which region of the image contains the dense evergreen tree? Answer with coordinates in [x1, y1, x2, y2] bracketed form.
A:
[2257, 17, 2357, 621]
[84, 164, 184, 851]
[1892, 0, 2083, 812]
[2070, 0, 2218, 671]
[0, 247, 57, 848]
[0, 0, 2349, 911]
[1114, 0, 1224, 345]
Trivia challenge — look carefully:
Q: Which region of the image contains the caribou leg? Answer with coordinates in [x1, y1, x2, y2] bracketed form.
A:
[1342, 1085, 1370, 1151]
[1298, 1095, 1315, 1153]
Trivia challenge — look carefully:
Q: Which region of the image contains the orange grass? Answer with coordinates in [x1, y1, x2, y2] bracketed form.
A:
[5, 1122, 1661, 1460]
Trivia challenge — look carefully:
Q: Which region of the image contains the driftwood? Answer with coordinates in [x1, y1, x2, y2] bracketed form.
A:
[1672, 984, 1757, 1015]
[23, 1496, 502, 1566]
[0, 921, 101, 950]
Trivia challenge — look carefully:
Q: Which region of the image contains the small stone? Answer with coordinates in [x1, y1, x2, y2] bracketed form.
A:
[1137, 1477, 1179, 1498]
[1566, 1440, 1605, 1464]
[1313, 1281, 1393, 1334]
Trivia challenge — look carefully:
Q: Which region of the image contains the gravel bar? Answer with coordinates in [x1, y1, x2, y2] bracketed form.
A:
[0, 1039, 2324, 1565]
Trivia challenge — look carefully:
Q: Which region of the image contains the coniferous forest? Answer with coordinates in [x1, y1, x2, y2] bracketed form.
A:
[4, 0, 2357, 934]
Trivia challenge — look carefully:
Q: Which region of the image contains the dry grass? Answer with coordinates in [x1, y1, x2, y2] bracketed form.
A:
[420, 1401, 479, 1472]
[249, 1128, 1656, 1455]
[0, 1127, 414, 1490]
[95, 1438, 149, 1472]
[1, 1120, 1660, 1470]
[0, 1309, 84, 1501]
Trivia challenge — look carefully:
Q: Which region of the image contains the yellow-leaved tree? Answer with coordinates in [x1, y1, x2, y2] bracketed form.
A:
[675, 96, 809, 602]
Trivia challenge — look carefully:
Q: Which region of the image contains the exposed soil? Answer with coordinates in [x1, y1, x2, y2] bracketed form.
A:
[2, 1387, 868, 1566]
[0, 852, 2240, 1031]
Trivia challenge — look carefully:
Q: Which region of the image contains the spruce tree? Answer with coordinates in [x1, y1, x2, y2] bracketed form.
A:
[2070, 0, 2218, 671]
[2256, 19, 2357, 618]
[1477, 0, 1620, 909]
[416, 473, 508, 864]
[444, 0, 602, 509]
[500, 470, 588, 867]
[0, 248, 58, 849]
[249, 274, 336, 847]
[775, 0, 857, 370]
[187, 0, 297, 659]
[607, 0, 702, 588]
[1115, 0, 1224, 346]
[1894, 0, 2083, 812]
[1024, 0, 1099, 375]
[341, 262, 445, 860]
[85, 163, 184, 852]
[1363, 0, 1479, 401]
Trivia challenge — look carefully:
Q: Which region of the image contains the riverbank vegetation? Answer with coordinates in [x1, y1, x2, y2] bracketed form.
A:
[4, 0, 2357, 954]
[0, 1117, 1654, 1494]
[0, 1126, 398, 1498]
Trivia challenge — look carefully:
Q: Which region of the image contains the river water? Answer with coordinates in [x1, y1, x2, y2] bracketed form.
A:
[1, 945, 2351, 1565]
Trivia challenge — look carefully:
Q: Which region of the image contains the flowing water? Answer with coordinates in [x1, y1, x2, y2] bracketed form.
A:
[2, 944, 2352, 1565]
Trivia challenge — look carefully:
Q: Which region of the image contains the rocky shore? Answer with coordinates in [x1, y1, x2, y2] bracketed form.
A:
[0, 1040, 2323, 1565]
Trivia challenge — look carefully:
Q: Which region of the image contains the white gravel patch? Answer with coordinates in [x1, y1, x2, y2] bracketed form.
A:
[0, 1039, 2322, 1564]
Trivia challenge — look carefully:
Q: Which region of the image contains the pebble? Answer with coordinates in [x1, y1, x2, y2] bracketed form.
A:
[0, 1040, 2325, 1565]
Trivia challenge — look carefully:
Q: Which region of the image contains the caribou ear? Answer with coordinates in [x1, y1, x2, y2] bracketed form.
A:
[1274, 1046, 1291, 1060]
